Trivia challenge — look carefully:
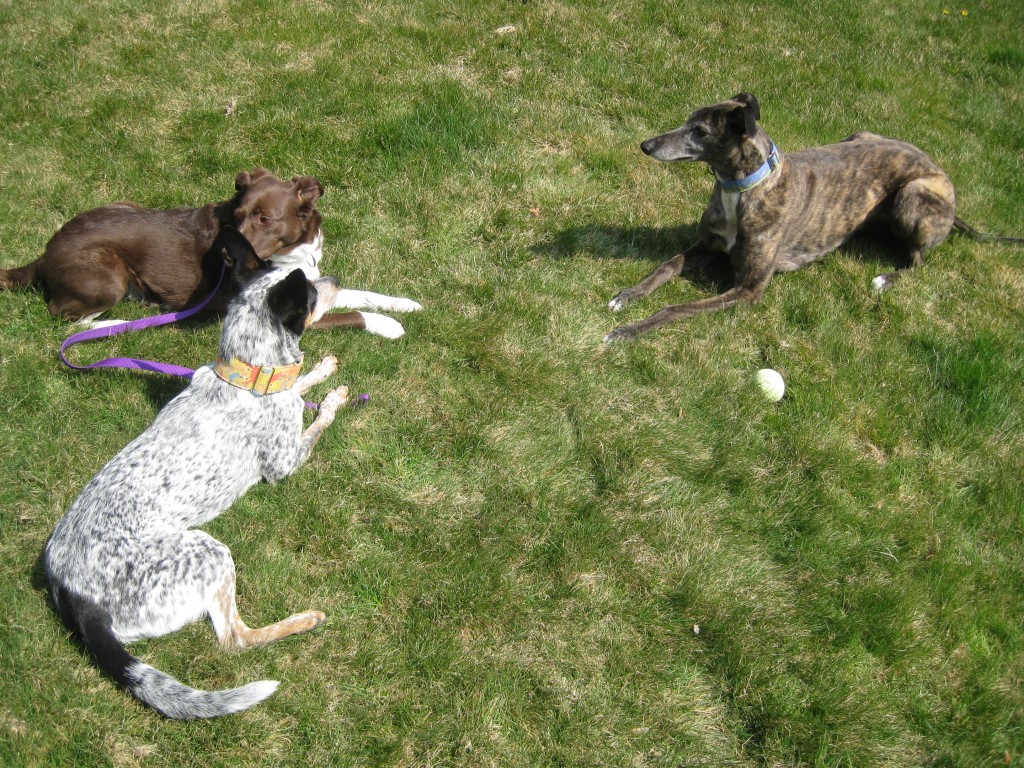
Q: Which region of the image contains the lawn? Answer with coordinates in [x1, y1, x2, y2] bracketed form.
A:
[1, 0, 1022, 766]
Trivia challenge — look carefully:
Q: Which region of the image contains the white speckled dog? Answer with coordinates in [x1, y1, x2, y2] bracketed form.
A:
[44, 227, 350, 719]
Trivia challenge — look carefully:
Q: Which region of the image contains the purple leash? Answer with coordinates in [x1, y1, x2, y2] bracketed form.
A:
[58, 265, 344, 411]
[59, 290, 217, 379]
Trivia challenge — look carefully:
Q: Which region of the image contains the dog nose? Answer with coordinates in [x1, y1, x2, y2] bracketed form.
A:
[640, 138, 658, 156]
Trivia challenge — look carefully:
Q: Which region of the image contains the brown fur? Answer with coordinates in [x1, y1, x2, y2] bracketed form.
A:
[0, 168, 323, 322]
[606, 94, 961, 341]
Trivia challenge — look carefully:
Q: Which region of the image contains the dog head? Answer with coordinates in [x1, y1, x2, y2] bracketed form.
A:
[230, 168, 324, 260]
[640, 93, 761, 170]
[218, 226, 340, 366]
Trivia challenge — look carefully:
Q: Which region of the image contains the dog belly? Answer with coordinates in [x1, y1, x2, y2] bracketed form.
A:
[774, 250, 829, 272]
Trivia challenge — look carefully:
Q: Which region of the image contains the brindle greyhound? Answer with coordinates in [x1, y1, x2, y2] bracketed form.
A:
[606, 92, 1023, 342]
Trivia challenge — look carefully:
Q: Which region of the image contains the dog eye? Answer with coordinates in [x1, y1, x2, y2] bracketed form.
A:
[254, 213, 272, 225]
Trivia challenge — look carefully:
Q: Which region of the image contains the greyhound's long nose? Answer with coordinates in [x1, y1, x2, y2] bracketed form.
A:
[640, 138, 659, 156]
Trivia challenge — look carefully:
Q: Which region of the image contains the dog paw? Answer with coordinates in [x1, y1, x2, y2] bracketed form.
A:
[362, 313, 405, 339]
[603, 326, 635, 344]
[79, 318, 128, 330]
[305, 611, 328, 631]
[387, 297, 423, 313]
[313, 355, 339, 378]
[608, 291, 632, 313]
[286, 610, 327, 636]
[320, 385, 351, 413]
[871, 274, 894, 293]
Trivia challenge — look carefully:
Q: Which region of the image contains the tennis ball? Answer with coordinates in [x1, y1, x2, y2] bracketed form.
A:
[755, 368, 785, 402]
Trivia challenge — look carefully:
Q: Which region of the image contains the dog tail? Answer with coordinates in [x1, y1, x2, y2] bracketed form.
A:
[0, 259, 40, 290]
[59, 588, 279, 719]
[954, 217, 1024, 245]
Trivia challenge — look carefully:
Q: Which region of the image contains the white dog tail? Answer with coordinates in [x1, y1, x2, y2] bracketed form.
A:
[125, 663, 279, 720]
[59, 588, 278, 719]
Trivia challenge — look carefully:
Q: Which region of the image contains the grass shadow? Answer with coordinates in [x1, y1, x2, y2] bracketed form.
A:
[142, 374, 191, 411]
[835, 225, 914, 270]
[532, 223, 700, 263]
[537, 221, 918, 278]
[532, 222, 734, 291]
[31, 548, 49, 592]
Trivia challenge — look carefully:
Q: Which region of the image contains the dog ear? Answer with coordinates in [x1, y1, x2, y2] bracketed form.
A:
[291, 175, 324, 206]
[727, 93, 760, 138]
[267, 269, 314, 336]
[235, 167, 271, 192]
[731, 93, 760, 121]
[220, 225, 269, 286]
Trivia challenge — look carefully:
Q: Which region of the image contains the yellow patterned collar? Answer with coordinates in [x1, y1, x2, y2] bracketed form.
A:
[213, 355, 303, 396]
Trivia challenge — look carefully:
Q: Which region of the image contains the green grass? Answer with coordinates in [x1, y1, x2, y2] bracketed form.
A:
[2, 0, 1023, 765]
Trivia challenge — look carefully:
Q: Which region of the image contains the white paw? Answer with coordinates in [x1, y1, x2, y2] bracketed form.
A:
[608, 294, 629, 313]
[79, 318, 128, 330]
[604, 325, 635, 344]
[320, 385, 350, 414]
[313, 355, 339, 378]
[362, 313, 405, 339]
[386, 297, 423, 313]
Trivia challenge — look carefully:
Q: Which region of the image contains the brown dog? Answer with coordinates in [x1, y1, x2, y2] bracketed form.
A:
[1, 169, 323, 323]
[606, 93, 1022, 341]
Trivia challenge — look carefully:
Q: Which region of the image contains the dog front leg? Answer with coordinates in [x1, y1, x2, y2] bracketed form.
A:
[332, 289, 422, 313]
[309, 311, 367, 332]
[295, 355, 338, 395]
[605, 263, 773, 342]
[309, 310, 407, 339]
[608, 241, 713, 312]
[295, 385, 350, 464]
[261, 386, 349, 482]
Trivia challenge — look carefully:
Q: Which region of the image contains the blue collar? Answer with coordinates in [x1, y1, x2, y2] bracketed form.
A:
[718, 144, 780, 193]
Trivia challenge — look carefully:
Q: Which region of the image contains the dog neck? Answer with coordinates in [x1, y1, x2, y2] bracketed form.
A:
[213, 355, 304, 396]
[715, 142, 780, 193]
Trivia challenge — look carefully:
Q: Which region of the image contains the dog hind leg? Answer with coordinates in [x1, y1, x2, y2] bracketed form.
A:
[103, 531, 237, 644]
[210, 568, 325, 649]
[109, 527, 325, 650]
[872, 176, 956, 291]
[43, 251, 133, 322]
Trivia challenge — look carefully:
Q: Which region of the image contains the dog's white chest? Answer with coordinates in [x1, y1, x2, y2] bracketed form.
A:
[718, 189, 740, 251]
[269, 230, 323, 280]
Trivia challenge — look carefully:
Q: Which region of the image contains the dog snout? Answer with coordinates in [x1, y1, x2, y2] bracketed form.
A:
[640, 137, 659, 156]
